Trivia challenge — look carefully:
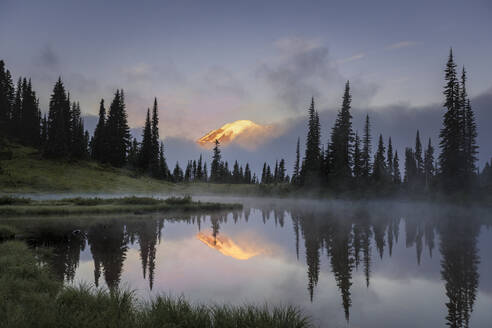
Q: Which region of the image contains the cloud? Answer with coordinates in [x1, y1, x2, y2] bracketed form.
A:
[256, 37, 344, 112]
[386, 41, 419, 50]
[336, 53, 365, 64]
[37, 44, 60, 70]
[256, 37, 378, 113]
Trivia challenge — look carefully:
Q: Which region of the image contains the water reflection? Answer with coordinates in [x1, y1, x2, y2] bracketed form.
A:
[13, 201, 492, 327]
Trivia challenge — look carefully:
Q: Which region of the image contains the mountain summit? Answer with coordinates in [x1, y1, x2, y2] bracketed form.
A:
[197, 120, 276, 149]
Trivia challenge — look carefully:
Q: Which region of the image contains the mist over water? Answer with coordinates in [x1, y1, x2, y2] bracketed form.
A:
[6, 197, 492, 327]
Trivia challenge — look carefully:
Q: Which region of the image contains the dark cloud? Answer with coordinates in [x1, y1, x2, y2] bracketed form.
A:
[256, 38, 378, 112]
[37, 45, 60, 70]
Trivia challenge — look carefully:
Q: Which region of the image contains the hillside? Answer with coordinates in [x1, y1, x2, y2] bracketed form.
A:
[0, 142, 175, 193]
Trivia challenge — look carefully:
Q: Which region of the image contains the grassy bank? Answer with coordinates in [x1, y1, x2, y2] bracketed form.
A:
[0, 196, 242, 216]
[0, 241, 312, 328]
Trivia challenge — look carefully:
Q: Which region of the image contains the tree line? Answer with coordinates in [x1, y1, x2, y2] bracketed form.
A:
[0, 51, 490, 194]
[292, 50, 488, 195]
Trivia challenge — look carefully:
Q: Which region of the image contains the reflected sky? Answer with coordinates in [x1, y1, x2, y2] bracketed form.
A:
[10, 199, 492, 328]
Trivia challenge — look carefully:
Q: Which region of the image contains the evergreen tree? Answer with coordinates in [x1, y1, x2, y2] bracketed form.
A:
[415, 130, 424, 179]
[244, 163, 252, 183]
[139, 108, 152, 170]
[278, 159, 286, 182]
[11, 78, 22, 140]
[404, 148, 417, 186]
[210, 140, 222, 182]
[203, 162, 208, 182]
[196, 155, 203, 181]
[292, 137, 301, 185]
[45, 78, 70, 158]
[261, 163, 267, 184]
[158, 142, 169, 180]
[372, 134, 387, 183]
[70, 102, 86, 159]
[301, 98, 321, 185]
[439, 49, 462, 191]
[329, 81, 354, 184]
[361, 114, 372, 180]
[127, 138, 139, 169]
[353, 132, 362, 183]
[393, 151, 401, 184]
[172, 162, 183, 182]
[91, 99, 107, 161]
[150, 98, 160, 176]
[105, 90, 130, 167]
[20, 79, 40, 147]
[424, 138, 435, 189]
[387, 137, 393, 178]
[0, 61, 15, 130]
[232, 160, 240, 183]
[40, 114, 48, 147]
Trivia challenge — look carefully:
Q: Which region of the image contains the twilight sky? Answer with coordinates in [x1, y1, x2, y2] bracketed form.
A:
[1, 0, 491, 145]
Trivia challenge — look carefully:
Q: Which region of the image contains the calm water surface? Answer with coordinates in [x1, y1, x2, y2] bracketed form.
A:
[7, 197, 492, 327]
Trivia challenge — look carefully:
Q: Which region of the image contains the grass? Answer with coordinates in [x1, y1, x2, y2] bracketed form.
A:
[0, 241, 313, 328]
[0, 224, 17, 240]
[0, 196, 241, 216]
[0, 142, 294, 196]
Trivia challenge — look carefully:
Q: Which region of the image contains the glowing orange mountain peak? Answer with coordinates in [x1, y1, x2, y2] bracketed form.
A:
[196, 120, 276, 150]
[196, 232, 261, 260]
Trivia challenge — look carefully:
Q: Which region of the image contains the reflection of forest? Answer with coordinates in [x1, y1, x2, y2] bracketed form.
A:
[22, 203, 484, 327]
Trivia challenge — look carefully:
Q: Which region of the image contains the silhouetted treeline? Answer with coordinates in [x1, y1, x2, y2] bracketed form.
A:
[0, 51, 489, 194]
[293, 50, 483, 196]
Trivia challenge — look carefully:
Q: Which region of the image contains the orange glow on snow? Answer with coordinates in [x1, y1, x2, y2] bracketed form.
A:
[196, 120, 277, 150]
[196, 232, 262, 260]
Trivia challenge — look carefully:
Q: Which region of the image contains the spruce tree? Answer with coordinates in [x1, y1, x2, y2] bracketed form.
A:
[301, 98, 321, 185]
[415, 130, 424, 180]
[387, 137, 393, 178]
[196, 155, 203, 181]
[92, 99, 106, 162]
[139, 108, 152, 171]
[70, 102, 86, 159]
[439, 49, 461, 191]
[210, 140, 222, 182]
[20, 79, 40, 147]
[361, 114, 372, 181]
[278, 159, 286, 182]
[393, 151, 401, 184]
[150, 98, 160, 176]
[424, 138, 435, 189]
[404, 148, 417, 186]
[464, 98, 478, 183]
[353, 132, 362, 183]
[261, 163, 267, 184]
[158, 142, 169, 180]
[329, 81, 354, 184]
[292, 137, 300, 185]
[45, 78, 70, 158]
[11, 78, 22, 140]
[372, 134, 387, 183]
[105, 90, 130, 167]
[245, 163, 252, 183]
[0, 61, 14, 137]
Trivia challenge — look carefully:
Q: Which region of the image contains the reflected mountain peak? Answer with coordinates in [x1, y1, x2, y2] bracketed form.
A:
[196, 232, 262, 260]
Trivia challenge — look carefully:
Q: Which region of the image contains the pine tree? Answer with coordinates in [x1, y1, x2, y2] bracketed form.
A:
[292, 137, 301, 185]
[70, 102, 86, 159]
[158, 142, 169, 180]
[415, 130, 423, 180]
[245, 163, 252, 183]
[353, 132, 362, 183]
[424, 138, 435, 189]
[91, 99, 107, 162]
[301, 98, 321, 185]
[261, 163, 267, 184]
[393, 151, 401, 184]
[329, 81, 354, 184]
[387, 137, 393, 178]
[0, 61, 14, 137]
[464, 98, 478, 183]
[196, 155, 203, 181]
[210, 140, 222, 182]
[404, 148, 417, 186]
[439, 49, 462, 191]
[372, 134, 387, 183]
[45, 78, 70, 158]
[105, 90, 130, 167]
[11, 78, 22, 140]
[232, 160, 240, 183]
[361, 114, 372, 180]
[139, 108, 152, 170]
[172, 162, 183, 182]
[127, 138, 139, 169]
[278, 159, 286, 182]
[20, 79, 40, 147]
[150, 98, 160, 176]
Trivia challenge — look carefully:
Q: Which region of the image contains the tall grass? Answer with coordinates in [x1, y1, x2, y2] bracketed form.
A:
[0, 241, 313, 328]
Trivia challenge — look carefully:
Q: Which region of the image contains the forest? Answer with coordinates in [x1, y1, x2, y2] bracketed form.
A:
[0, 50, 491, 198]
